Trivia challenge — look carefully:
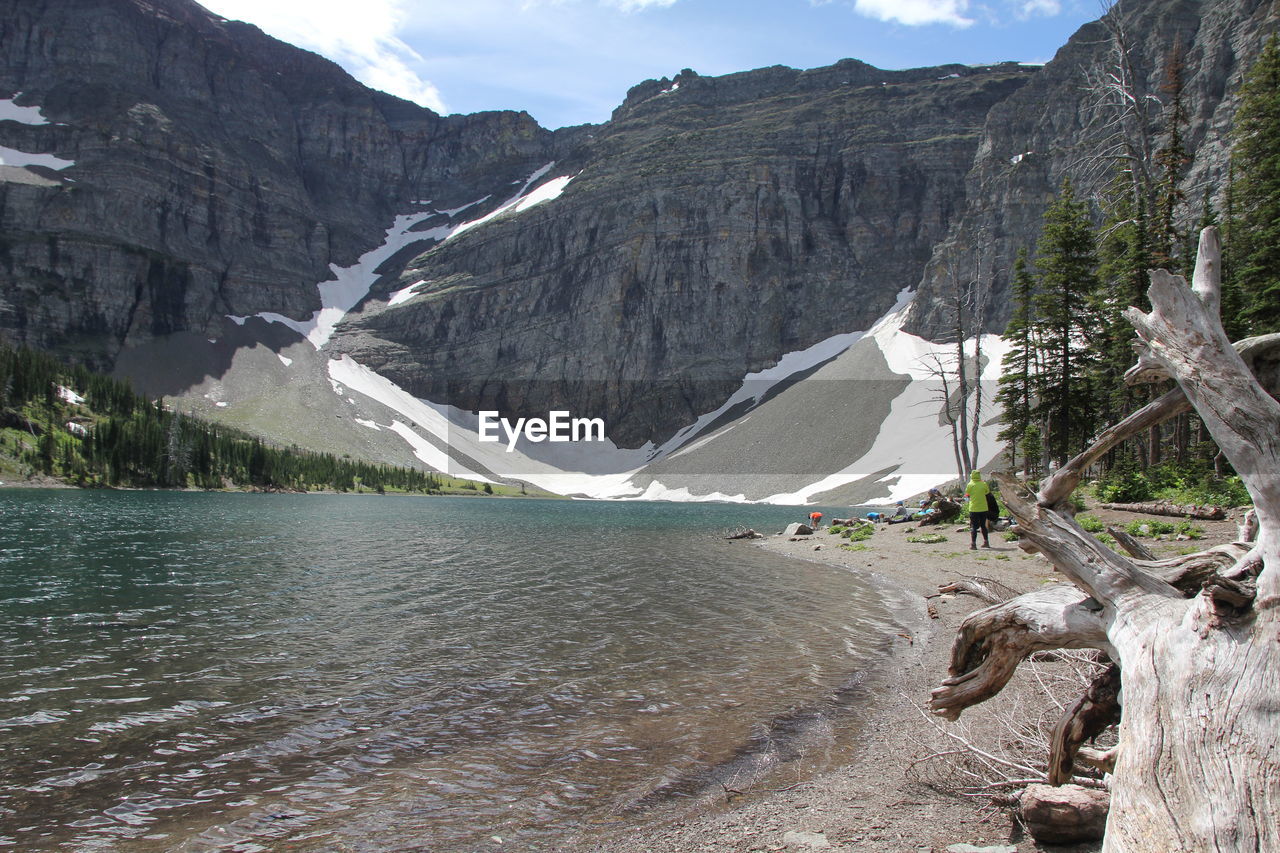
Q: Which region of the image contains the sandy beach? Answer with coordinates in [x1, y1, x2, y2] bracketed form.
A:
[565, 504, 1242, 853]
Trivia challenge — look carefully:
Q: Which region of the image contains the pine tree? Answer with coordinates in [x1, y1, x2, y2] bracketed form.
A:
[1032, 179, 1101, 466]
[1152, 43, 1190, 271]
[995, 249, 1037, 471]
[1231, 34, 1280, 333]
[1087, 172, 1162, 468]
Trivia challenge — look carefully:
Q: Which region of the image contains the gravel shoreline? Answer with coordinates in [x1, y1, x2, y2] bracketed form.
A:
[566, 507, 1241, 853]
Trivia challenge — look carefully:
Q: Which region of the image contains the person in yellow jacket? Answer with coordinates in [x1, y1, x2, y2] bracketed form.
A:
[964, 470, 992, 550]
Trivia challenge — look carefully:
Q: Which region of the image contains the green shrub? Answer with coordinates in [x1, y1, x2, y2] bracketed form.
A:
[1124, 519, 1178, 538]
[829, 525, 846, 535]
[1077, 514, 1105, 533]
[1095, 457, 1153, 503]
[1096, 458, 1252, 508]
[1175, 521, 1205, 540]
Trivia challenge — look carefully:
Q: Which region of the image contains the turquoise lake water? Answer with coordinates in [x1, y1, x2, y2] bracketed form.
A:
[0, 490, 912, 851]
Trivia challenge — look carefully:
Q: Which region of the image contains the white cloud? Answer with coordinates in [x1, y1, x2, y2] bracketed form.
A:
[200, 0, 446, 112]
[853, 0, 974, 27]
[1018, 0, 1061, 16]
[608, 0, 679, 10]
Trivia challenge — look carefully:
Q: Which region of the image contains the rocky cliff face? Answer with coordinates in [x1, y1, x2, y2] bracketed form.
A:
[0, 0, 1273, 492]
[0, 0, 552, 368]
[905, 0, 1277, 339]
[331, 62, 1033, 445]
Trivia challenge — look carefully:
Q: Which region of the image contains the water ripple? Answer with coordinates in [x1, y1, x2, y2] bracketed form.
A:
[0, 491, 908, 851]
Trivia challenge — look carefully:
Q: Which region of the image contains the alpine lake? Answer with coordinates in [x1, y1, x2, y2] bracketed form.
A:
[0, 489, 913, 851]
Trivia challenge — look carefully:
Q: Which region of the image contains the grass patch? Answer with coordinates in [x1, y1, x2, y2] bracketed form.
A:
[907, 533, 948, 544]
[840, 543, 870, 552]
[1122, 519, 1203, 539]
[842, 524, 875, 542]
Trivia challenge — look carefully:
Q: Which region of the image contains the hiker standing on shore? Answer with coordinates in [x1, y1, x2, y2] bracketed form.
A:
[964, 471, 992, 550]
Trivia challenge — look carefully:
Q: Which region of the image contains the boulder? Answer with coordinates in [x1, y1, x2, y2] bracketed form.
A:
[784, 523, 814, 536]
[1018, 783, 1109, 844]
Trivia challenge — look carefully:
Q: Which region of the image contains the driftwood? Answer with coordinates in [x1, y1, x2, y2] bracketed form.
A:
[935, 575, 1021, 606]
[1099, 501, 1226, 520]
[1047, 663, 1121, 786]
[930, 229, 1280, 851]
[931, 586, 1112, 721]
[1104, 525, 1155, 560]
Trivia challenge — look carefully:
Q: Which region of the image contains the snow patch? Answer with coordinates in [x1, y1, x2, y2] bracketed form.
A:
[654, 325, 870, 459]
[229, 164, 577, 342]
[0, 96, 51, 125]
[0, 145, 74, 171]
[326, 355, 652, 492]
[760, 291, 1009, 505]
[445, 163, 575, 243]
[277, 354, 293, 367]
[437, 197, 488, 217]
[630, 480, 747, 503]
[386, 421, 455, 472]
[387, 280, 426, 306]
[315, 288, 1001, 505]
[354, 418, 380, 430]
[56, 385, 85, 405]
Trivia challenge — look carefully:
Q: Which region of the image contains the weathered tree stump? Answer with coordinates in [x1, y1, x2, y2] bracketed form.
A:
[930, 229, 1280, 851]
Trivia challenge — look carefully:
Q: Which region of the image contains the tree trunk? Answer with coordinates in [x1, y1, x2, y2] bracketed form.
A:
[931, 229, 1280, 851]
[1099, 501, 1226, 520]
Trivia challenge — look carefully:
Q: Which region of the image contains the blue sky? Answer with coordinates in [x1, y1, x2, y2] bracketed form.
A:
[199, 0, 1102, 130]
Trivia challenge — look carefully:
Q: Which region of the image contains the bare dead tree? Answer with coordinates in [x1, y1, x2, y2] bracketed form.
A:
[929, 228, 1280, 851]
[922, 234, 994, 482]
[921, 350, 969, 481]
[1075, 0, 1161, 210]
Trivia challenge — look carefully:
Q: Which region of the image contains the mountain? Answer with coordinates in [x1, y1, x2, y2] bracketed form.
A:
[0, 0, 1273, 503]
[906, 0, 1277, 339]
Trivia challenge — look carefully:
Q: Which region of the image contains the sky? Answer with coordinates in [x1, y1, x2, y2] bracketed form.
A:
[198, 0, 1104, 130]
